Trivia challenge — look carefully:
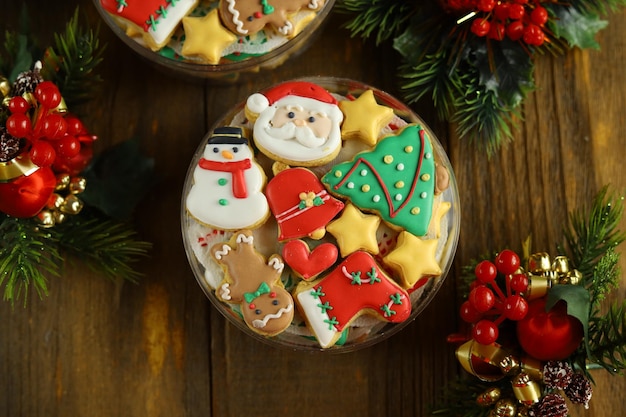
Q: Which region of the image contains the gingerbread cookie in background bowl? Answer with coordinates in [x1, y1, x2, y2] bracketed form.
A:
[181, 77, 460, 351]
[94, 0, 335, 81]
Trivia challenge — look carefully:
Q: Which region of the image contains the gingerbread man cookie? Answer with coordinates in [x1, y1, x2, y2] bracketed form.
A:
[211, 230, 294, 336]
[219, 0, 325, 38]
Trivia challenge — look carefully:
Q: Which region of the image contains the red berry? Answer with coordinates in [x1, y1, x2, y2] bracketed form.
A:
[65, 115, 85, 135]
[494, 3, 510, 21]
[35, 81, 62, 109]
[510, 273, 529, 292]
[475, 260, 498, 284]
[29, 141, 56, 167]
[471, 18, 491, 37]
[476, 0, 496, 12]
[460, 300, 483, 323]
[42, 114, 68, 140]
[531, 6, 549, 26]
[523, 23, 545, 46]
[508, 3, 526, 20]
[488, 21, 506, 40]
[469, 285, 496, 313]
[513, 0, 528, 4]
[55, 136, 81, 158]
[504, 295, 529, 320]
[8, 96, 30, 114]
[506, 21, 525, 41]
[473, 319, 499, 345]
[6, 113, 32, 138]
[495, 249, 521, 275]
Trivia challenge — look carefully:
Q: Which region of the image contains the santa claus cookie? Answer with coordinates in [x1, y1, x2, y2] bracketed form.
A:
[186, 126, 270, 230]
[182, 78, 459, 350]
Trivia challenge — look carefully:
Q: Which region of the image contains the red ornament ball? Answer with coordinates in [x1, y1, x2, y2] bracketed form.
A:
[0, 166, 57, 217]
[516, 299, 584, 360]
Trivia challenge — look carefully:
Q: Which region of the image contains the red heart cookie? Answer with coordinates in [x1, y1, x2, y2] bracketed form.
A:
[282, 240, 338, 280]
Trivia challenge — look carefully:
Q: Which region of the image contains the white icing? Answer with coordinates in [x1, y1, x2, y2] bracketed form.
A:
[138, 0, 197, 47]
[373, 195, 380, 202]
[214, 244, 231, 260]
[347, 182, 355, 189]
[277, 20, 293, 36]
[397, 163, 405, 171]
[251, 303, 294, 328]
[268, 257, 284, 273]
[360, 169, 367, 176]
[252, 96, 344, 165]
[186, 143, 269, 229]
[225, 0, 248, 35]
[296, 289, 337, 348]
[236, 233, 254, 245]
[219, 283, 232, 300]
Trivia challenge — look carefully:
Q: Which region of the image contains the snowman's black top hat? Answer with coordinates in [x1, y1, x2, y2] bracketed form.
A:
[207, 126, 248, 145]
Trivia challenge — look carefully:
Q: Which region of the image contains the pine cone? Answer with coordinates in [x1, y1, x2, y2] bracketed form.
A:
[12, 66, 44, 96]
[0, 128, 22, 162]
[542, 360, 573, 390]
[564, 373, 592, 409]
[528, 393, 568, 417]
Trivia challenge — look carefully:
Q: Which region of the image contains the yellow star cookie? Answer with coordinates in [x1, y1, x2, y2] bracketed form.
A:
[339, 89, 395, 147]
[181, 9, 237, 65]
[431, 201, 451, 238]
[327, 204, 381, 257]
[383, 231, 441, 289]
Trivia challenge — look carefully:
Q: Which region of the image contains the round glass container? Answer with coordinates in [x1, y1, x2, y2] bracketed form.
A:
[93, 0, 335, 81]
[181, 77, 460, 351]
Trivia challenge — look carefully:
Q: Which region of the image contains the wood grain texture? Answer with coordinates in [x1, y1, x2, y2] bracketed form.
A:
[0, 1, 624, 416]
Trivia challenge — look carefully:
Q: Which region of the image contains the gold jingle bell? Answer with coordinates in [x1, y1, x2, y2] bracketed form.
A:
[477, 387, 501, 407]
[36, 209, 56, 228]
[60, 194, 83, 215]
[511, 373, 541, 406]
[489, 398, 517, 417]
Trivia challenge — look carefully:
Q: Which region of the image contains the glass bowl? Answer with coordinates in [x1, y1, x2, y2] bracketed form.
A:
[93, 0, 335, 81]
[181, 77, 460, 351]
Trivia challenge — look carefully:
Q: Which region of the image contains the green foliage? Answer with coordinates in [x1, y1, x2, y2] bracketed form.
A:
[586, 301, 626, 375]
[337, 0, 626, 152]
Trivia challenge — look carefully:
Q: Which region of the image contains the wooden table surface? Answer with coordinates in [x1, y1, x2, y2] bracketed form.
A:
[1, 1, 625, 416]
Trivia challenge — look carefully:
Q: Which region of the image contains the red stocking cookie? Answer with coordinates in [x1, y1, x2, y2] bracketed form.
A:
[211, 230, 294, 336]
[294, 251, 412, 348]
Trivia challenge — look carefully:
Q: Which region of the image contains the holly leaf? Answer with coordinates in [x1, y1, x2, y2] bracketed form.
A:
[81, 140, 155, 220]
[546, 284, 592, 357]
[549, 7, 608, 50]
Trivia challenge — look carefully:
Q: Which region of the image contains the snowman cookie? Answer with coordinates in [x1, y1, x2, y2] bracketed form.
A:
[182, 79, 458, 350]
[186, 126, 270, 230]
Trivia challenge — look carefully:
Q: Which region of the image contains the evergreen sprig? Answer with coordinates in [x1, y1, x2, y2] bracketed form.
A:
[586, 301, 626, 375]
[337, 0, 626, 152]
[40, 7, 105, 107]
[0, 216, 61, 304]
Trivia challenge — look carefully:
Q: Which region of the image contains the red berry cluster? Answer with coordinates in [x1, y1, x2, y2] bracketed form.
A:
[468, 0, 549, 46]
[460, 249, 530, 345]
[5, 81, 96, 176]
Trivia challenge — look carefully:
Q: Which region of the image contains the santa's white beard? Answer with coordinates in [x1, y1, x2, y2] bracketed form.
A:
[265, 122, 327, 149]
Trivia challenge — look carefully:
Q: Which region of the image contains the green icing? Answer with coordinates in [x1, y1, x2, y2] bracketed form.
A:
[322, 124, 435, 237]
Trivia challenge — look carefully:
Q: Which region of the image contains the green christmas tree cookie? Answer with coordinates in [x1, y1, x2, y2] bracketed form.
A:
[322, 124, 436, 237]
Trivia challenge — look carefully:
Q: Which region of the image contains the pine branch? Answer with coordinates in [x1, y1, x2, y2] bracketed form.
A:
[588, 248, 621, 307]
[336, 0, 415, 45]
[430, 377, 505, 417]
[51, 213, 151, 283]
[561, 186, 626, 279]
[0, 216, 62, 305]
[586, 301, 626, 375]
[40, 7, 105, 107]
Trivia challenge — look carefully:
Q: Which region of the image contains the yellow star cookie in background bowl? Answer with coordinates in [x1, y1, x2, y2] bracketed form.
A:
[181, 77, 460, 351]
[94, 0, 335, 81]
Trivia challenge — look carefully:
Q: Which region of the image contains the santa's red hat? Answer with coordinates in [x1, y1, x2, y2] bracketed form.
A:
[246, 81, 339, 117]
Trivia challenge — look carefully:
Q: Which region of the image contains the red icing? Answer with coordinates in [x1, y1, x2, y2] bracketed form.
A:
[266, 168, 344, 241]
[262, 81, 338, 107]
[312, 251, 411, 330]
[282, 240, 339, 280]
[101, 0, 172, 32]
[198, 158, 252, 199]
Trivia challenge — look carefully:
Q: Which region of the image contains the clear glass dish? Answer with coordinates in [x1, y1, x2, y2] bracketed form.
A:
[181, 77, 460, 351]
[93, 0, 335, 81]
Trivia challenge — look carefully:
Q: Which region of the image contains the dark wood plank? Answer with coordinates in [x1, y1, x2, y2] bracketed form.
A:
[0, 1, 625, 416]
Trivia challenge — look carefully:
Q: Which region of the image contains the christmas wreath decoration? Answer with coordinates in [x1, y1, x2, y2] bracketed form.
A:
[0, 8, 153, 305]
[337, 0, 626, 153]
[435, 186, 626, 416]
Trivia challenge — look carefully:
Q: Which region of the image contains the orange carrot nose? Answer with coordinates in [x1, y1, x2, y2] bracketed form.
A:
[221, 150, 234, 160]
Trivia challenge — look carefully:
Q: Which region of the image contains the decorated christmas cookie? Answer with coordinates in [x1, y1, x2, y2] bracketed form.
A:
[211, 230, 294, 336]
[186, 126, 269, 230]
[96, 0, 334, 78]
[100, 0, 199, 51]
[182, 78, 459, 350]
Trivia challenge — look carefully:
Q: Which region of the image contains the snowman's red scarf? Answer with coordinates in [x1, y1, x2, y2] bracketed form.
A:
[198, 158, 252, 198]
